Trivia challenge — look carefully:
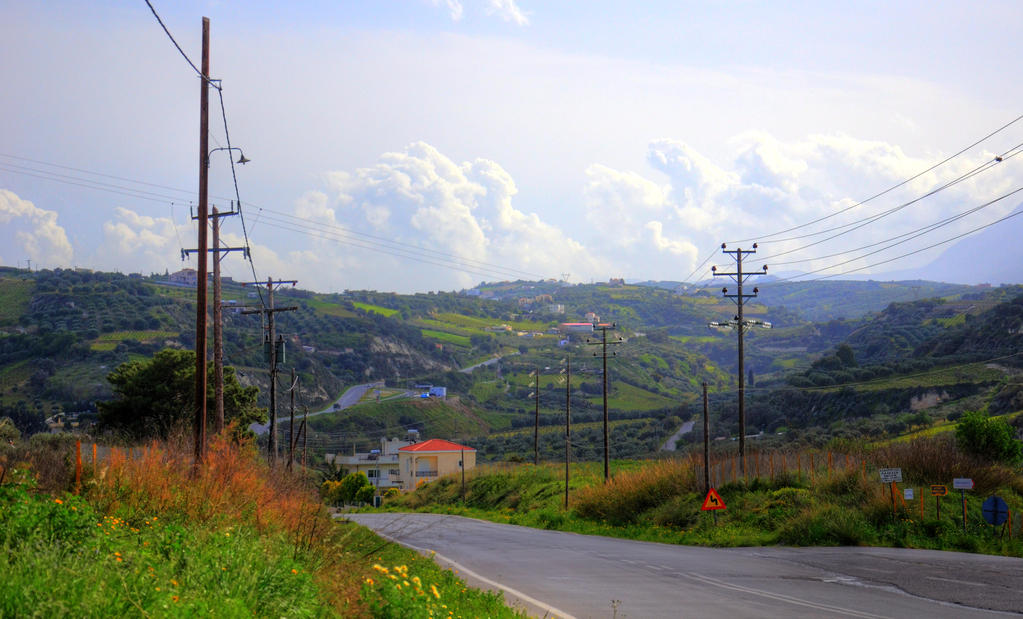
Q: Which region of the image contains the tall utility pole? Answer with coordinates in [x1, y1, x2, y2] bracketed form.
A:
[711, 243, 768, 478]
[563, 356, 571, 509]
[702, 382, 710, 495]
[182, 202, 246, 434]
[587, 323, 622, 483]
[193, 16, 211, 467]
[287, 368, 298, 471]
[531, 368, 540, 466]
[241, 278, 297, 466]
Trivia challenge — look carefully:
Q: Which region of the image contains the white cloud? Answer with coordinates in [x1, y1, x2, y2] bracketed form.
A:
[318, 141, 602, 290]
[588, 132, 1020, 280]
[429, 0, 464, 21]
[486, 0, 529, 26]
[0, 189, 73, 268]
[97, 207, 184, 274]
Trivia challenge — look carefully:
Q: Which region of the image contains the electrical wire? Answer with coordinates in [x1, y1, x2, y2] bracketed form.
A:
[766, 184, 1023, 270]
[757, 146, 1019, 262]
[768, 203, 1023, 285]
[0, 153, 548, 283]
[143, 0, 220, 89]
[728, 111, 1023, 244]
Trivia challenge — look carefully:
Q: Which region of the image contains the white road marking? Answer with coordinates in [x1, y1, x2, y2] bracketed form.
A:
[683, 572, 890, 619]
[367, 526, 578, 619]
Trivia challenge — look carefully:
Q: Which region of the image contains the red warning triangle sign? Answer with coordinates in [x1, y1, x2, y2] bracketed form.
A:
[701, 488, 726, 511]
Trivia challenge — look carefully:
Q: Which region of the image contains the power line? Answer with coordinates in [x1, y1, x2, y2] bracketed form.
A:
[765, 184, 1023, 271]
[772, 203, 1023, 284]
[729, 111, 1023, 244]
[0, 153, 547, 282]
[143, 0, 220, 89]
[757, 146, 1019, 262]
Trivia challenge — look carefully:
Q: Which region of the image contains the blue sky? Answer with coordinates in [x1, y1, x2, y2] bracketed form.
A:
[2, 1, 1021, 292]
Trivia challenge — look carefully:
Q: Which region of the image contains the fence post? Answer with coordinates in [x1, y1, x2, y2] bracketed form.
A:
[75, 439, 82, 494]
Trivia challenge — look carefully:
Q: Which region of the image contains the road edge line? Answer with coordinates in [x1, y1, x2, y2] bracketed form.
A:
[371, 528, 577, 619]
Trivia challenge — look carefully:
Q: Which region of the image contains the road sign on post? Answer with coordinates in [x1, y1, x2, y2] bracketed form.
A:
[982, 496, 1009, 526]
[930, 485, 948, 496]
[879, 468, 903, 483]
[953, 478, 973, 532]
[701, 488, 726, 511]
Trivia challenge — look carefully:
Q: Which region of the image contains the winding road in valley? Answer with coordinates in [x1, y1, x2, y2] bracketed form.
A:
[347, 512, 1023, 619]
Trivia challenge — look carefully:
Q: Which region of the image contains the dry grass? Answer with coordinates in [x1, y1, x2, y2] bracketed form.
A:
[574, 458, 699, 524]
[868, 435, 1021, 494]
[82, 430, 366, 614]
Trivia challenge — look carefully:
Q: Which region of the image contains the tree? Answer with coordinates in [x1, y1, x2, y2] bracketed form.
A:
[955, 410, 1022, 463]
[97, 348, 263, 440]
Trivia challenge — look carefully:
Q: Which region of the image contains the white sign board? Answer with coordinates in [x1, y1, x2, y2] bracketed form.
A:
[879, 468, 903, 483]
[953, 478, 974, 490]
[904, 488, 914, 500]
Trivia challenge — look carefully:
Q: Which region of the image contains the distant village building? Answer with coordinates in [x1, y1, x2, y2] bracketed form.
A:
[546, 304, 565, 314]
[326, 430, 421, 490]
[167, 268, 198, 286]
[559, 322, 594, 334]
[398, 439, 476, 490]
[608, 277, 625, 287]
[584, 312, 600, 323]
[325, 432, 476, 491]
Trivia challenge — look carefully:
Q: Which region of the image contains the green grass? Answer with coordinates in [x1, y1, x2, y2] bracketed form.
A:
[369, 451, 1023, 558]
[0, 483, 325, 617]
[584, 382, 676, 411]
[304, 298, 358, 318]
[346, 521, 524, 618]
[353, 302, 399, 317]
[89, 330, 177, 352]
[0, 277, 33, 325]
[821, 363, 1005, 393]
[420, 329, 472, 347]
[430, 312, 550, 333]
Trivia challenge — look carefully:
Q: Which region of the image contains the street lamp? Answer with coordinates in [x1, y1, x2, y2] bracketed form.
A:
[206, 146, 250, 167]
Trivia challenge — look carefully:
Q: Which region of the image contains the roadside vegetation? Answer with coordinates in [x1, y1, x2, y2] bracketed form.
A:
[372, 432, 1023, 558]
[0, 432, 522, 617]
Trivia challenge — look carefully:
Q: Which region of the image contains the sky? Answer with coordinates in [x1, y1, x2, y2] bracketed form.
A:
[2, 0, 1022, 293]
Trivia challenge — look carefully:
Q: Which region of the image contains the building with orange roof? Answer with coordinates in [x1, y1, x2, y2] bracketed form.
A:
[398, 438, 477, 490]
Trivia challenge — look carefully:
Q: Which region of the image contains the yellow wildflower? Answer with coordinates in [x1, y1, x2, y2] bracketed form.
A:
[54, 499, 63, 504]
[291, 569, 298, 574]
[431, 584, 441, 599]
[365, 578, 375, 586]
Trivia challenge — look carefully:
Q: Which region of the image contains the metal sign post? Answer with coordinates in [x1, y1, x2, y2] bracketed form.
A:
[879, 468, 902, 516]
[953, 478, 974, 533]
[931, 485, 947, 521]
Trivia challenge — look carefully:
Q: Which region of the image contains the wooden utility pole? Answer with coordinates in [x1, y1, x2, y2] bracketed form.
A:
[564, 356, 571, 509]
[287, 368, 297, 471]
[703, 382, 710, 495]
[712, 244, 767, 478]
[183, 202, 246, 436]
[533, 368, 540, 466]
[241, 278, 297, 466]
[588, 323, 621, 483]
[193, 16, 211, 467]
[212, 206, 224, 433]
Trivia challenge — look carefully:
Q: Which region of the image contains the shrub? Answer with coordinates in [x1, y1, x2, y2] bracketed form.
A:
[955, 411, 1022, 464]
[776, 504, 874, 546]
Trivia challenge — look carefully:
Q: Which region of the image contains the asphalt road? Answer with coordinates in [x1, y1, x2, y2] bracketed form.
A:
[660, 420, 695, 451]
[249, 381, 382, 435]
[346, 512, 1023, 619]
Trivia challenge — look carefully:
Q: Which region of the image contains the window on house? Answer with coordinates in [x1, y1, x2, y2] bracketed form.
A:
[367, 469, 379, 478]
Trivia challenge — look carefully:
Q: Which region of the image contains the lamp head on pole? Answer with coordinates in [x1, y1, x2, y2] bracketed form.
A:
[236, 151, 251, 165]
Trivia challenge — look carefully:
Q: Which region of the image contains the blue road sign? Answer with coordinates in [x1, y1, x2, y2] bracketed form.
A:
[982, 495, 1009, 526]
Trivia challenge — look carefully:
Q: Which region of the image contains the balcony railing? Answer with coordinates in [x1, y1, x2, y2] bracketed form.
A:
[416, 470, 438, 477]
